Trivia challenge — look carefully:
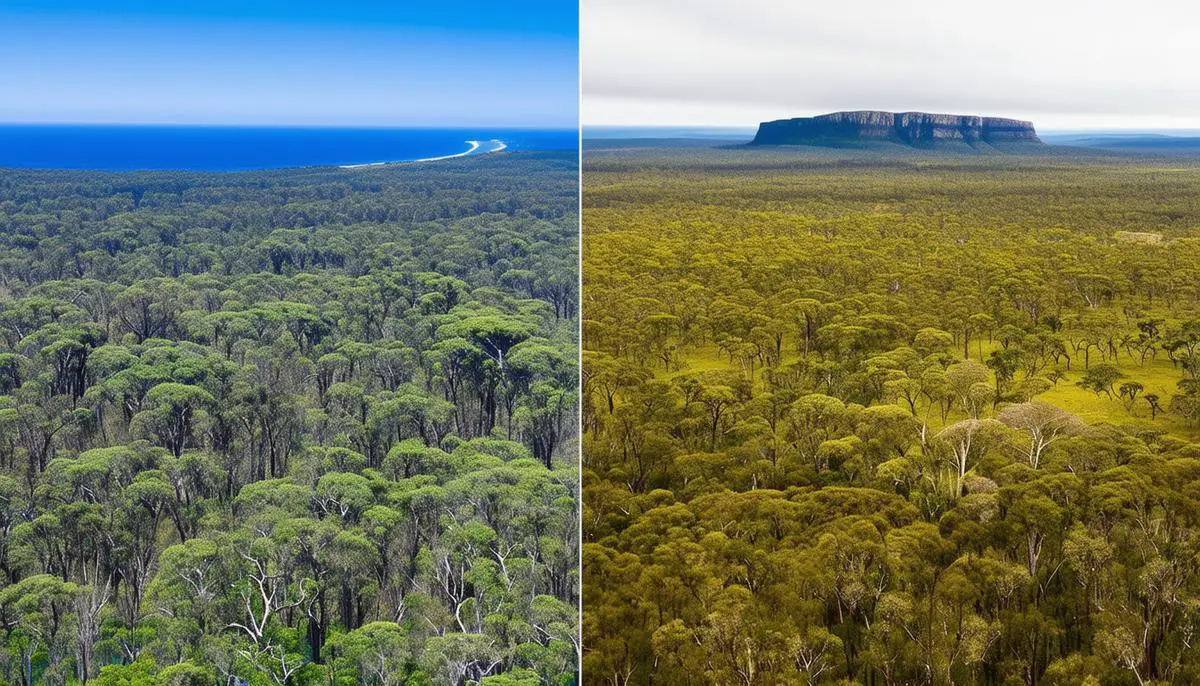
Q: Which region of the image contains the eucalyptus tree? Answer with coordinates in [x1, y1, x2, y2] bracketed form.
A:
[0, 153, 579, 683]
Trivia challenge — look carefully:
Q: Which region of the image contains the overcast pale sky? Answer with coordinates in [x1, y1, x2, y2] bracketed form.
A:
[583, 0, 1200, 130]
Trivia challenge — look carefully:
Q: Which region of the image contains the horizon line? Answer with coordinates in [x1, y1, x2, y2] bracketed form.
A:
[0, 120, 579, 131]
[583, 122, 1200, 133]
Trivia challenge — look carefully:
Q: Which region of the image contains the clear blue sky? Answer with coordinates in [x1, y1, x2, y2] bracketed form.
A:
[0, 1, 579, 127]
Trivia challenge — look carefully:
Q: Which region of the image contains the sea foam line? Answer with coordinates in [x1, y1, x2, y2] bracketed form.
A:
[414, 139, 481, 162]
[340, 139, 505, 169]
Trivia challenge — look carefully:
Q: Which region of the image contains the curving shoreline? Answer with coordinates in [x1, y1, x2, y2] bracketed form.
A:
[414, 139, 481, 162]
[340, 138, 505, 168]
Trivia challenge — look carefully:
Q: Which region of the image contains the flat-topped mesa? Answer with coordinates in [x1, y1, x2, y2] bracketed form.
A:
[750, 111, 1042, 147]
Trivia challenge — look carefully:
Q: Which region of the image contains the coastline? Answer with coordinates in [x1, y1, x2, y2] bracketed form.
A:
[0, 125, 576, 170]
[340, 138, 506, 169]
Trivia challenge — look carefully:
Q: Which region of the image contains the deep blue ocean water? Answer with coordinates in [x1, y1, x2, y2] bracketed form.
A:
[0, 125, 577, 171]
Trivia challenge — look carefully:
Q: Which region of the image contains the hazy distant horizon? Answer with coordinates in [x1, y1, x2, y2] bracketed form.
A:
[583, 123, 1200, 139]
[0, 120, 581, 131]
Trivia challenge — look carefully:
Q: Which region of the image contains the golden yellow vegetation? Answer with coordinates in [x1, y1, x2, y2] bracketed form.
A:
[583, 149, 1200, 685]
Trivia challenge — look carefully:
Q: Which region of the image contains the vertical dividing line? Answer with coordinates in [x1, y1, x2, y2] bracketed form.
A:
[575, 1, 585, 680]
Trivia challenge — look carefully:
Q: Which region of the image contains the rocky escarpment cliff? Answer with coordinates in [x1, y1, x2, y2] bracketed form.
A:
[751, 111, 1042, 147]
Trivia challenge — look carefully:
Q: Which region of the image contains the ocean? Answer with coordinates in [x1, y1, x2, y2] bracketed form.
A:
[0, 125, 577, 171]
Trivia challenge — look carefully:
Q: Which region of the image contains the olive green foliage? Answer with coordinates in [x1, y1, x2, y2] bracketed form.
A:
[0, 153, 579, 685]
[582, 149, 1200, 685]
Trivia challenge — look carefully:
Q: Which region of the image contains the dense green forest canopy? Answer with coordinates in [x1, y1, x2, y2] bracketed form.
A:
[0, 151, 580, 685]
[582, 148, 1200, 685]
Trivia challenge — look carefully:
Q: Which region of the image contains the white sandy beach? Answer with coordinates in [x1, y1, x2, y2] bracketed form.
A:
[340, 138, 506, 168]
[416, 139, 481, 162]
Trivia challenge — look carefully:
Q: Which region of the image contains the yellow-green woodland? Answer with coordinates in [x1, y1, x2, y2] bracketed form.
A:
[582, 148, 1200, 686]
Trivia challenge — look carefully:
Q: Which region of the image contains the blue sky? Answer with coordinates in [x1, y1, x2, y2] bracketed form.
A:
[0, 1, 579, 127]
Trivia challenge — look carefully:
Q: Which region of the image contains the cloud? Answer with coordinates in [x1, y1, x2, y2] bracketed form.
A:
[583, 0, 1200, 128]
